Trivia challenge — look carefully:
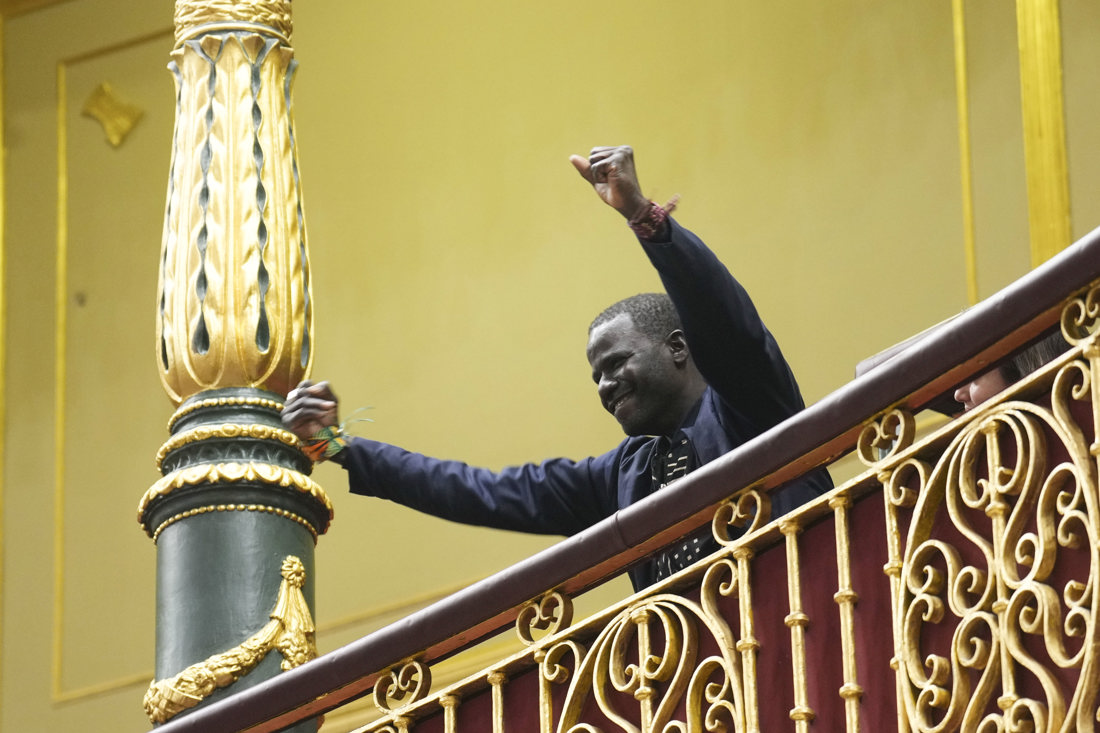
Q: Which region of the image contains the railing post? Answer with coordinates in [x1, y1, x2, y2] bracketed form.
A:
[138, 1, 327, 728]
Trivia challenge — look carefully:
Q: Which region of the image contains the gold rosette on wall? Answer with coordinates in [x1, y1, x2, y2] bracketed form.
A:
[157, 0, 312, 405]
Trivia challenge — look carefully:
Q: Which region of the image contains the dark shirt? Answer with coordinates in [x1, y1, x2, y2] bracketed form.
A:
[339, 217, 831, 590]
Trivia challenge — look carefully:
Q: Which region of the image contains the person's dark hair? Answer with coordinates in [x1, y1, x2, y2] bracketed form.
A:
[589, 293, 682, 342]
[999, 330, 1070, 383]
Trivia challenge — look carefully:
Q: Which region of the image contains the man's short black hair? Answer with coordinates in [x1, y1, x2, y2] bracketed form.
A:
[589, 293, 682, 342]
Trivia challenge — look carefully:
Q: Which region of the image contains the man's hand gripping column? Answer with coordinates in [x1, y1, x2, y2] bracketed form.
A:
[283, 380, 347, 462]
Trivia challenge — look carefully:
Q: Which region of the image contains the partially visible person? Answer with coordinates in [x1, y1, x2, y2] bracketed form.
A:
[283, 145, 832, 590]
[954, 330, 1069, 411]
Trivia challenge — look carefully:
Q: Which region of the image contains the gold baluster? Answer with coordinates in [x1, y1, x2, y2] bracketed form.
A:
[781, 519, 815, 730]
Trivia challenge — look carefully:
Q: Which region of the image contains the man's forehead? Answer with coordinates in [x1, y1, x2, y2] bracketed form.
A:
[587, 314, 645, 358]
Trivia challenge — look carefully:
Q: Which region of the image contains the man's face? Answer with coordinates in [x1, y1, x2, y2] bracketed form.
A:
[586, 313, 686, 437]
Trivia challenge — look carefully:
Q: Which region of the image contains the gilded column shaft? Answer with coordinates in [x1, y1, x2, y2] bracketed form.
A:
[1016, 0, 1072, 266]
[142, 3, 323, 728]
[157, 2, 312, 404]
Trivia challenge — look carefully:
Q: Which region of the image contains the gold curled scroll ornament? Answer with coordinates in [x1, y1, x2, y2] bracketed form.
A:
[374, 659, 433, 714]
[516, 590, 575, 645]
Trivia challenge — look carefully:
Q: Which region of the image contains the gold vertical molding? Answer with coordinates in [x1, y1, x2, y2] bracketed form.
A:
[48, 30, 174, 705]
[1016, 0, 1071, 265]
[780, 520, 814, 730]
[830, 493, 863, 732]
[952, 0, 979, 304]
[0, 12, 6, 731]
[50, 56, 69, 703]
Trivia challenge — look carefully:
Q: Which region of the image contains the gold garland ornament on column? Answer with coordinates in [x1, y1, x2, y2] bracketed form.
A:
[142, 556, 317, 724]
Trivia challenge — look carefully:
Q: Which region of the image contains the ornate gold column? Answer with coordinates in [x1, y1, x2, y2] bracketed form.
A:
[1016, 0, 1072, 265]
[138, 1, 327, 727]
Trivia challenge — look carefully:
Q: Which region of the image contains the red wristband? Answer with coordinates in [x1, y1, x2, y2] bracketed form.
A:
[628, 196, 679, 240]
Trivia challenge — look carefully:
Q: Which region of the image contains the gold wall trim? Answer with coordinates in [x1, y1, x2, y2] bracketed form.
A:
[50, 50, 70, 707]
[47, 26, 176, 705]
[1016, 0, 1072, 265]
[0, 0, 69, 19]
[952, 0, 979, 304]
[0, 12, 6, 731]
[61, 27, 174, 66]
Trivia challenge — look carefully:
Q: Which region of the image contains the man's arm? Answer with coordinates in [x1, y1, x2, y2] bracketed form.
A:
[282, 380, 620, 534]
[641, 221, 806, 430]
[338, 438, 620, 535]
[572, 146, 806, 431]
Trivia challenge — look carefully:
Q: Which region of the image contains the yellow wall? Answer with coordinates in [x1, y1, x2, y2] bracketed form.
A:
[1, 1, 1097, 730]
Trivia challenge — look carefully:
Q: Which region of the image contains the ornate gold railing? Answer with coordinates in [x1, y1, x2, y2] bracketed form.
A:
[149, 224, 1100, 733]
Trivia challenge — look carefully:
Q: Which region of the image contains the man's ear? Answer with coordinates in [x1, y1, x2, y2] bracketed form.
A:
[666, 330, 691, 366]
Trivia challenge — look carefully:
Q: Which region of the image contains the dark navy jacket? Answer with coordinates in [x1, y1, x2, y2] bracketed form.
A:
[339, 218, 831, 589]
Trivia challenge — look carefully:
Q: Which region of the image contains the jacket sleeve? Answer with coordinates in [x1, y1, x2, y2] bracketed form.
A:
[639, 218, 807, 432]
[338, 437, 621, 536]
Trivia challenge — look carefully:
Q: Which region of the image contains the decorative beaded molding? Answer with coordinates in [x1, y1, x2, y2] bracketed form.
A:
[167, 396, 284, 432]
[138, 461, 333, 533]
[155, 423, 300, 470]
[151, 503, 318, 544]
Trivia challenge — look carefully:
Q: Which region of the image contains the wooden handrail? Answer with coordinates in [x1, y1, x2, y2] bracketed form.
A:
[150, 224, 1100, 733]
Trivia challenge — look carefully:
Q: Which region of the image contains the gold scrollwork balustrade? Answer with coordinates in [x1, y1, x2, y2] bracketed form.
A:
[361, 556, 750, 733]
[881, 329, 1100, 731]
[552, 559, 747, 732]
